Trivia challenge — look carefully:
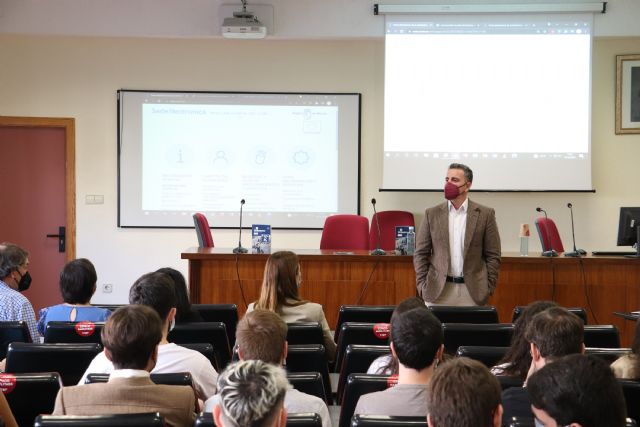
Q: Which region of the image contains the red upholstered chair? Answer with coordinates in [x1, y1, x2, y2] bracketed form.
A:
[369, 210, 415, 251]
[320, 215, 369, 250]
[193, 213, 214, 248]
[534, 216, 564, 253]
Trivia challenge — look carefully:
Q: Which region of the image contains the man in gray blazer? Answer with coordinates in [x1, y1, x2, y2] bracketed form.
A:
[414, 163, 501, 306]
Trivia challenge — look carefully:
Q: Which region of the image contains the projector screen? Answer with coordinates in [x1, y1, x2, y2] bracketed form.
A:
[382, 13, 593, 191]
[118, 90, 361, 228]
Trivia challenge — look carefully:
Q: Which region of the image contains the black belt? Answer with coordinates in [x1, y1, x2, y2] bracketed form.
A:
[446, 275, 465, 284]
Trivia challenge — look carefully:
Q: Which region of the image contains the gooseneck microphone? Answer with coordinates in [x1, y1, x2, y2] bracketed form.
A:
[233, 199, 248, 254]
[536, 207, 558, 257]
[565, 203, 586, 257]
[370, 198, 386, 256]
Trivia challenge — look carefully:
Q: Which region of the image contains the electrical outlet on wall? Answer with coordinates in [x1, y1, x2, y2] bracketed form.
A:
[102, 283, 113, 293]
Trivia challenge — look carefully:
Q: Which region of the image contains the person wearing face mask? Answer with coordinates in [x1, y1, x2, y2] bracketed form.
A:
[414, 163, 501, 306]
[0, 242, 40, 343]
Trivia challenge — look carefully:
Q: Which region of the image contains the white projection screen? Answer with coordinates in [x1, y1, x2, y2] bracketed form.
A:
[382, 13, 594, 191]
[118, 90, 361, 228]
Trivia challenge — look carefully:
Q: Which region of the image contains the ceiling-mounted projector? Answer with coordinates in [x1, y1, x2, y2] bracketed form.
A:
[222, 1, 267, 39]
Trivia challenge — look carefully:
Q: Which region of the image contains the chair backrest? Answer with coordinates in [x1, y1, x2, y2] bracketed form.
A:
[286, 344, 332, 405]
[498, 375, 524, 391]
[193, 212, 214, 248]
[507, 418, 535, 427]
[85, 372, 193, 387]
[334, 305, 395, 343]
[179, 342, 218, 370]
[194, 412, 322, 427]
[5, 342, 103, 386]
[620, 380, 640, 425]
[337, 344, 390, 403]
[90, 304, 124, 312]
[584, 325, 620, 348]
[351, 415, 428, 427]
[287, 372, 328, 404]
[585, 347, 632, 364]
[339, 374, 392, 427]
[191, 304, 239, 346]
[369, 210, 415, 251]
[335, 323, 392, 372]
[0, 321, 31, 360]
[168, 322, 230, 368]
[511, 306, 588, 324]
[34, 413, 165, 427]
[44, 321, 105, 345]
[534, 216, 564, 252]
[1, 372, 63, 427]
[320, 214, 369, 250]
[429, 305, 499, 324]
[287, 322, 324, 346]
[442, 323, 514, 354]
[455, 346, 509, 368]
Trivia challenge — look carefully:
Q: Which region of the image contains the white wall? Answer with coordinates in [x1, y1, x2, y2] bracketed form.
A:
[1, 35, 639, 303]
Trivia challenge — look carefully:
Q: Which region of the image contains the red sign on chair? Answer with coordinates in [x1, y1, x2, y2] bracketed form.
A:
[0, 374, 17, 394]
[386, 374, 398, 388]
[74, 321, 96, 337]
[373, 323, 391, 340]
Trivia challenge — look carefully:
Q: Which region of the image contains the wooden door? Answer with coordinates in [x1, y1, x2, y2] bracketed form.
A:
[0, 117, 76, 314]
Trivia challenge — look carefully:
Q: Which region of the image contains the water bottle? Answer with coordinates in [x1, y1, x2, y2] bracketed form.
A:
[520, 236, 529, 257]
[406, 227, 416, 255]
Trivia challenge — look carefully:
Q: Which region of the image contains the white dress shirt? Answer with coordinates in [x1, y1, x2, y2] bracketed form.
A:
[447, 198, 468, 278]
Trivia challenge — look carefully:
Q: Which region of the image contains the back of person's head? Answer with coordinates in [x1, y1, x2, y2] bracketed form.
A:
[215, 359, 288, 427]
[0, 242, 28, 279]
[528, 354, 626, 427]
[428, 357, 501, 427]
[391, 297, 426, 323]
[236, 309, 288, 365]
[255, 251, 301, 312]
[156, 267, 192, 322]
[391, 306, 442, 370]
[129, 271, 176, 321]
[101, 305, 163, 370]
[525, 307, 584, 360]
[59, 258, 97, 304]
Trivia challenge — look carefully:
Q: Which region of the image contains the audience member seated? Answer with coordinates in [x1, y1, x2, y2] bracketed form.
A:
[355, 306, 443, 417]
[247, 251, 336, 362]
[501, 307, 584, 425]
[0, 391, 18, 427]
[490, 300, 557, 379]
[78, 272, 218, 401]
[528, 354, 627, 427]
[0, 243, 39, 342]
[204, 309, 331, 427]
[52, 305, 196, 427]
[612, 317, 640, 379]
[213, 359, 288, 427]
[427, 357, 502, 427]
[37, 258, 112, 335]
[367, 297, 425, 375]
[156, 267, 203, 323]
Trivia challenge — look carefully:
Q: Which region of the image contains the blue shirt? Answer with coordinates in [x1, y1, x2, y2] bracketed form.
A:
[0, 280, 41, 342]
[37, 304, 112, 336]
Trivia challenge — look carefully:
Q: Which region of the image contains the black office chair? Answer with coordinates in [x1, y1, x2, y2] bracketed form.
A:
[350, 415, 428, 427]
[168, 322, 230, 368]
[44, 321, 105, 344]
[620, 379, 640, 424]
[506, 417, 535, 427]
[287, 372, 328, 403]
[584, 325, 621, 348]
[442, 323, 514, 354]
[512, 306, 588, 324]
[455, 346, 509, 368]
[90, 304, 124, 312]
[335, 323, 392, 372]
[334, 305, 395, 343]
[179, 342, 218, 370]
[339, 374, 391, 427]
[0, 321, 31, 359]
[287, 322, 324, 346]
[1, 372, 62, 427]
[34, 412, 164, 426]
[191, 304, 239, 346]
[5, 342, 102, 386]
[585, 347, 632, 364]
[497, 375, 524, 391]
[286, 344, 332, 405]
[85, 372, 193, 387]
[337, 344, 390, 403]
[429, 305, 499, 324]
[194, 412, 322, 427]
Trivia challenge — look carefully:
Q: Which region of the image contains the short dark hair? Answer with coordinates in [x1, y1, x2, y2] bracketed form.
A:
[391, 307, 442, 370]
[236, 309, 288, 365]
[524, 307, 583, 360]
[0, 242, 28, 278]
[528, 354, 627, 427]
[59, 258, 97, 304]
[428, 357, 501, 427]
[156, 267, 193, 322]
[448, 163, 473, 182]
[101, 305, 163, 369]
[128, 272, 176, 321]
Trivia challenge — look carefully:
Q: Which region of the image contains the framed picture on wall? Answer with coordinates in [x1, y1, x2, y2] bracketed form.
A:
[616, 54, 640, 134]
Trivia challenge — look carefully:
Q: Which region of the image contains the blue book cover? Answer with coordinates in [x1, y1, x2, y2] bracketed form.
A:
[252, 224, 271, 254]
[395, 226, 415, 255]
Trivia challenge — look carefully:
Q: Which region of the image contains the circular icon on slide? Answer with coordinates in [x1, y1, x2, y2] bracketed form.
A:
[207, 146, 235, 169]
[290, 147, 315, 168]
[165, 144, 194, 168]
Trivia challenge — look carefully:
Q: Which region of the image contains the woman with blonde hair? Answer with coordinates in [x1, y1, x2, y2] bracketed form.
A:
[248, 251, 336, 362]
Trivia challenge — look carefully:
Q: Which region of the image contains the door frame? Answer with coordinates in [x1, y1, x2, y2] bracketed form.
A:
[0, 116, 76, 261]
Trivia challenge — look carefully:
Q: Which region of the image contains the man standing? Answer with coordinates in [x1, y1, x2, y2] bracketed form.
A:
[414, 163, 501, 306]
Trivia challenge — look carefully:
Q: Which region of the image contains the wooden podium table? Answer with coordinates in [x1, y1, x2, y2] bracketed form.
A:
[182, 248, 640, 346]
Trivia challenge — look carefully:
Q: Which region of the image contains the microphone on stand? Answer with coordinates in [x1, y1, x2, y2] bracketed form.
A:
[565, 202, 586, 257]
[233, 199, 248, 254]
[370, 198, 386, 256]
[536, 207, 558, 257]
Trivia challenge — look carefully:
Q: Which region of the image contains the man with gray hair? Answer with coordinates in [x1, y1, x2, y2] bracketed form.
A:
[213, 360, 288, 427]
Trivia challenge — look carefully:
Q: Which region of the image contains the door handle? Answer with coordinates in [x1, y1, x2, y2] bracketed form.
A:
[46, 226, 66, 253]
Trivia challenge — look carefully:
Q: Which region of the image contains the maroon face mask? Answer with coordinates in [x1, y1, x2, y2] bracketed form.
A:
[444, 181, 466, 200]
